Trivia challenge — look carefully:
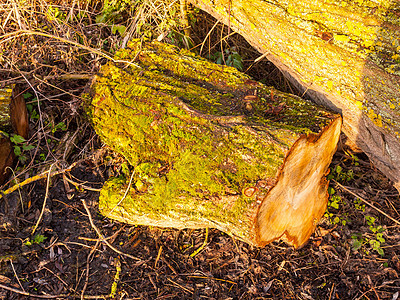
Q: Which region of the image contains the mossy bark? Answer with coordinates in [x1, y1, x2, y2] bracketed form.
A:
[189, 0, 400, 190]
[88, 40, 341, 248]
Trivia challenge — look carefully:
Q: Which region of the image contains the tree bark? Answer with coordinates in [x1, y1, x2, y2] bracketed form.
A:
[0, 85, 28, 184]
[88, 40, 341, 248]
[189, 0, 400, 191]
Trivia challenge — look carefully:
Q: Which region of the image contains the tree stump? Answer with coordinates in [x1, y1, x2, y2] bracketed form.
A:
[88, 40, 341, 248]
[189, 0, 400, 191]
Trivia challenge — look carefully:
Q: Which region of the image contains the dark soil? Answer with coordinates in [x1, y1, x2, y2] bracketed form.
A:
[0, 3, 399, 300]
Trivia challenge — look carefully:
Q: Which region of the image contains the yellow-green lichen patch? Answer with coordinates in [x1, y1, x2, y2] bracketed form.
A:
[99, 176, 257, 241]
[201, 0, 399, 129]
[0, 86, 13, 131]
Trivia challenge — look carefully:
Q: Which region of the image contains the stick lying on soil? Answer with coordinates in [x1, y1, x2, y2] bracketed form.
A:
[87, 40, 342, 248]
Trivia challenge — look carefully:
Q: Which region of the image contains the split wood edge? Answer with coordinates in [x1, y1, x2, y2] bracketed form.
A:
[257, 116, 342, 248]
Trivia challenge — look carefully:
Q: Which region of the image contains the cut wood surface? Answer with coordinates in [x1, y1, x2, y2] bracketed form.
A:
[189, 0, 400, 191]
[88, 40, 341, 248]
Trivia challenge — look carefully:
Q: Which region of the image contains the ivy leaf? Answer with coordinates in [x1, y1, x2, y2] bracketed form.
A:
[10, 134, 26, 144]
[13, 146, 21, 156]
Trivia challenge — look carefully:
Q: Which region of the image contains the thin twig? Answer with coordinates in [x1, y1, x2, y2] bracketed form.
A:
[81, 200, 141, 261]
[0, 283, 69, 299]
[0, 29, 140, 68]
[0, 281, 109, 299]
[109, 170, 135, 214]
[190, 228, 208, 257]
[9, 259, 24, 292]
[31, 163, 55, 235]
[166, 277, 194, 294]
[0, 160, 81, 200]
[81, 240, 100, 300]
[333, 180, 400, 226]
[64, 176, 102, 192]
[199, 20, 219, 55]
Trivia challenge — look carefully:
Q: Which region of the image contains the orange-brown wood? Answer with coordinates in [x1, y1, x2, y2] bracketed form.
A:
[257, 117, 342, 248]
[11, 85, 29, 139]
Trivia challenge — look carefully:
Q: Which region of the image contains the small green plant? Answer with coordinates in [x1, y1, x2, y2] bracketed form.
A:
[24, 93, 40, 121]
[209, 47, 244, 71]
[327, 165, 354, 182]
[96, 0, 131, 24]
[51, 121, 67, 133]
[9, 134, 34, 164]
[166, 31, 194, 50]
[324, 187, 348, 225]
[24, 234, 47, 246]
[111, 24, 126, 35]
[349, 153, 359, 166]
[351, 215, 386, 256]
[366, 215, 386, 256]
[354, 198, 365, 212]
[46, 5, 66, 21]
[351, 233, 363, 251]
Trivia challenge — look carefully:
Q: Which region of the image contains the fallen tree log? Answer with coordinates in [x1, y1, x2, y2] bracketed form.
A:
[189, 0, 400, 191]
[88, 40, 341, 248]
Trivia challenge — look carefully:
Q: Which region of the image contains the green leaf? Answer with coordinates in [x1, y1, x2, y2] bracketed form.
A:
[18, 155, 27, 164]
[22, 144, 34, 151]
[13, 146, 21, 156]
[23, 92, 33, 99]
[53, 122, 67, 133]
[369, 239, 379, 249]
[31, 110, 39, 120]
[112, 25, 126, 35]
[96, 14, 106, 23]
[331, 201, 339, 209]
[366, 215, 375, 225]
[33, 234, 47, 244]
[352, 239, 362, 251]
[233, 60, 243, 71]
[376, 233, 385, 243]
[10, 134, 26, 144]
